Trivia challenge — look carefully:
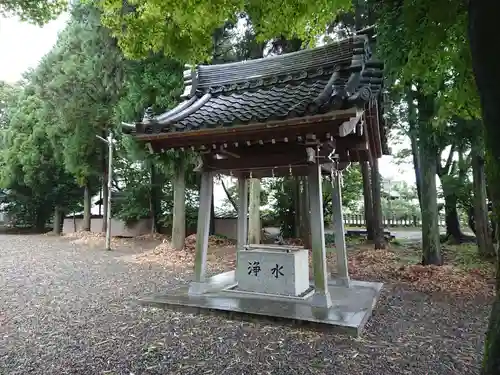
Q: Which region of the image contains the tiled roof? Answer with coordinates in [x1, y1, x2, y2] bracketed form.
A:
[135, 35, 384, 135]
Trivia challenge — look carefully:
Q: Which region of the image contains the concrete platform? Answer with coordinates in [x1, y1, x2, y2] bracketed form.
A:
[138, 271, 383, 336]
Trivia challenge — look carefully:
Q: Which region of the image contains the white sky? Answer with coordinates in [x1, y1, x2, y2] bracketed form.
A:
[0, 15, 415, 208]
[0, 15, 69, 83]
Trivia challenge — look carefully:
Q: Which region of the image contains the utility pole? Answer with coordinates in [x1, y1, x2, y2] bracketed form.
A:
[96, 131, 114, 251]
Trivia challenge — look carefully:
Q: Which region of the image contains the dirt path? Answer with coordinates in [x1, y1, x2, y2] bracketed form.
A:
[0, 235, 490, 374]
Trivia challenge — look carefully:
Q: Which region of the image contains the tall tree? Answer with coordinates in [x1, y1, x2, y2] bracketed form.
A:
[469, 3, 500, 373]
[33, 2, 124, 231]
[115, 53, 184, 237]
[471, 135, 494, 257]
[415, 89, 442, 265]
[1, 0, 66, 25]
[0, 85, 81, 231]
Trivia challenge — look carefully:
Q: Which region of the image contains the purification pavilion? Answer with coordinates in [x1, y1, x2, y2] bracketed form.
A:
[129, 33, 386, 334]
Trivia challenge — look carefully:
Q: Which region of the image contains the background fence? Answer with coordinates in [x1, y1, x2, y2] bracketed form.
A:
[343, 213, 446, 228]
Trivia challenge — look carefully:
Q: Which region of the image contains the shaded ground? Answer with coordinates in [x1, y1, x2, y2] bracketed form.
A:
[0, 234, 491, 375]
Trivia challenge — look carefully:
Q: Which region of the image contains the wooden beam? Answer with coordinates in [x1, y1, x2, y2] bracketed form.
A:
[209, 135, 367, 158]
[205, 152, 309, 171]
[135, 110, 359, 148]
[136, 108, 357, 140]
[222, 165, 337, 179]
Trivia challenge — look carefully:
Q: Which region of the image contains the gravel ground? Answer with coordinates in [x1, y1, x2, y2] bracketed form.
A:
[0, 234, 490, 375]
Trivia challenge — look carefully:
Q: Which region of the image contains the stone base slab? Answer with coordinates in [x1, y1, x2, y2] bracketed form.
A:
[139, 271, 383, 336]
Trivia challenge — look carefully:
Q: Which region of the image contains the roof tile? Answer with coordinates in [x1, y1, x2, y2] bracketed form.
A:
[135, 35, 384, 135]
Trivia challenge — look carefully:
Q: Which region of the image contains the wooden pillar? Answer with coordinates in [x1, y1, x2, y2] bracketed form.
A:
[308, 162, 332, 308]
[237, 177, 249, 267]
[293, 177, 301, 237]
[332, 171, 350, 287]
[189, 171, 214, 295]
[172, 161, 186, 250]
[300, 177, 312, 248]
[248, 178, 261, 244]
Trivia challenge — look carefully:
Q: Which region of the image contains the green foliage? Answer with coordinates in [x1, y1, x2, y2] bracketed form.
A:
[33, 2, 124, 185]
[0, 0, 66, 25]
[0, 1, 207, 231]
[376, 1, 479, 121]
[0, 82, 19, 130]
[0, 84, 83, 228]
[114, 54, 184, 123]
[381, 179, 420, 220]
[267, 167, 363, 236]
[324, 233, 335, 244]
[217, 176, 269, 216]
[111, 161, 152, 224]
[326, 167, 363, 212]
[95, 0, 352, 61]
[445, 243, 494, 273]
[111, 49, 200, 226]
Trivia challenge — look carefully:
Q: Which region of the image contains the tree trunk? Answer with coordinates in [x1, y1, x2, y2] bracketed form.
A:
[483, 297, 500, 375]
[370, 157, 385, 249]
[409, 129, 422, 207]
[473, 151, 495, 257]
[360, 161, 374, 240]
[441, 185, 463, 243]
[83, 181, 91, 231]
[53, 206, 63, 235]
[35, 211, 46, 233]
[445, 195, 462, 242]
[172, 161, 186, 250]
[220, 177, 238, 212]
[487, 188, 497, 245]
[469, 2, 500, 372]
[417, 92, 442, 265]
[248, 178, 261, 244]
[420, 150, 442, 265]
[98, 187, 102, 216]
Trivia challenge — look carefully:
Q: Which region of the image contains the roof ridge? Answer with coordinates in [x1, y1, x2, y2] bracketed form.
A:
[180, 35, 369, 98]
[132, 34, 385, 136]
